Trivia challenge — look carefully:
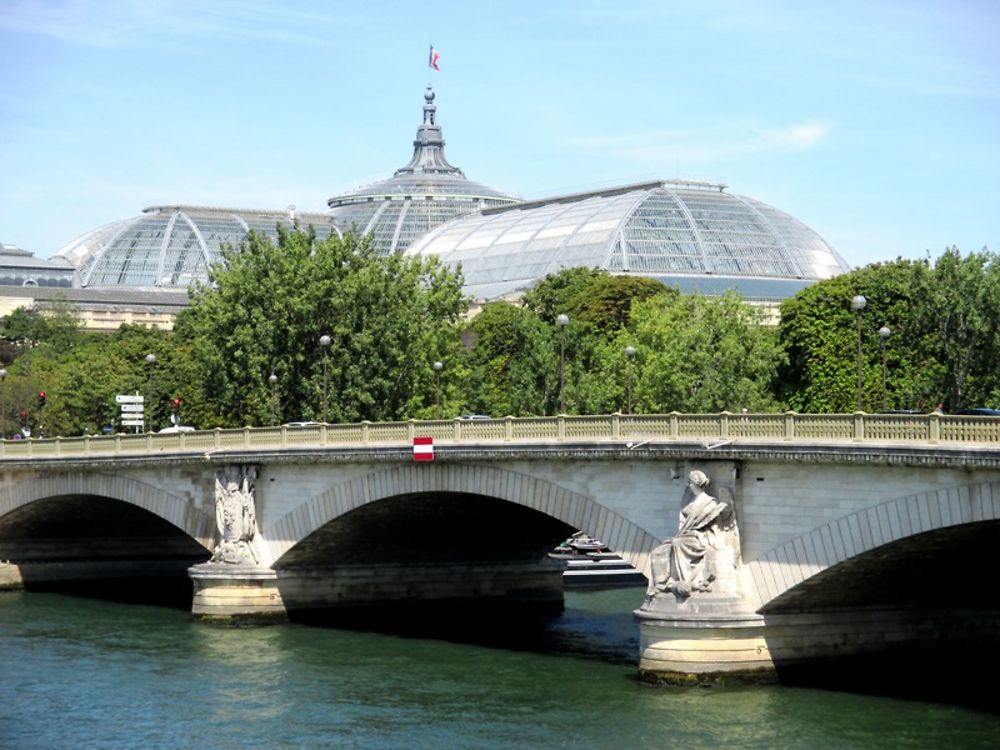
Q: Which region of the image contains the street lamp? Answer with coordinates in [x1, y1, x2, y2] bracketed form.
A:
[878, 325, 891, 412]
[319, 334, 331, 423]
[145, 353, 156, 432]
[433, 361, 443, 419]
[625, 345, 636, 415]
[0, 367, 6, 438]
[557, 314, 569, 414]
[851, 295, 866, 411]
[268, 373, 278, 426]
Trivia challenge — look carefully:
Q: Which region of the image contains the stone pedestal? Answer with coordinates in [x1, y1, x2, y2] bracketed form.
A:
[634, 593, 774, 684]
[0, 562, 23, 590]
[189, 563, 287, 623]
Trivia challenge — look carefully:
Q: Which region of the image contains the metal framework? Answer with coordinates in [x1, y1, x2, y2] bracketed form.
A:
[62, 205, 340, 289]
[408, 180, 850, 301]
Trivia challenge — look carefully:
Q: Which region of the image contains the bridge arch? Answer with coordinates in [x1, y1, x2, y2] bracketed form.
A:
[745, 479, 1000, 611]
[265, 463, 660, 572]
[0, 471, 215, 550]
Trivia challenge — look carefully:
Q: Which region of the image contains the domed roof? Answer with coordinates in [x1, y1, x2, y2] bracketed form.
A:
[55, 205, 338, 289]
[327, 86, 518, 254]
[406, 180, 851, 301]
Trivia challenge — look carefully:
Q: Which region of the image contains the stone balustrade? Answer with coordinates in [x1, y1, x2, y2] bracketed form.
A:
[0, 411, 995, 460]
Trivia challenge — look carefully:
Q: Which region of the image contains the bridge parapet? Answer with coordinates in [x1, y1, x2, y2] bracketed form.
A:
[1, 412, 997, 461]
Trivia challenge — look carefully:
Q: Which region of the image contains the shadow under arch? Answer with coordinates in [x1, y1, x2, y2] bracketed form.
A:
[0, 471, 215, 551]
[265, 463, 660, 574]
[744, 479, 1000, 612]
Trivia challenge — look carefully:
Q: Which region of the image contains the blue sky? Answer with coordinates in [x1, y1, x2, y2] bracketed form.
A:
[1, 0, 997, 269]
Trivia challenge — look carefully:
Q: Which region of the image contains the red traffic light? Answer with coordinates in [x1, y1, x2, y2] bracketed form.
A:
[37, 391, 46, 406]
[172, 398, 183, 408]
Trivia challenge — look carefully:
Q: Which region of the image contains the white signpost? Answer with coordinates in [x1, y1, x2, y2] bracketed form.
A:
[116, 394, 145, 430]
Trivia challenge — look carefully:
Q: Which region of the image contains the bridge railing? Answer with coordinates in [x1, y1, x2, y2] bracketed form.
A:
[0, 412, 996, 459]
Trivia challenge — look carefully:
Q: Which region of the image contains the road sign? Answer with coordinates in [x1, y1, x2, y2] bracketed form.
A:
[116, 394, 144, 404]
[120, 419, 145, 427]
[412, 436, 434, 462]
[119, 404, 145, 413]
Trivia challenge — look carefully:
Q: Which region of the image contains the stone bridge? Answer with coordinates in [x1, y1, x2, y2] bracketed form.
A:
[1, 412, 999, 681]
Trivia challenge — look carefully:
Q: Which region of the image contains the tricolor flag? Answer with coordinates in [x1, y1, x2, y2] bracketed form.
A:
[429, 45, 440, 71]
[413, 435, 434, 461]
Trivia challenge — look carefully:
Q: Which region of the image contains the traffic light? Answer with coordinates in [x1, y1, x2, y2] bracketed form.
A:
[18, 410, 27, 425]
[37, 391, 46, 408]
[171, 398, 182, 425]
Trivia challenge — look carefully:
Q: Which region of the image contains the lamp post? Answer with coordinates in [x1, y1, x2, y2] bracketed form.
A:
[557, 314, 569, 414]
[0, 367, 6, 438]
[433, 361, 443, 419]
[625, 345, 636, 415]
[268, 373, 278, 426]
[851, 295, 866, 411]
[878, 325, 891, 412]
[319, 334, 331, 423]
[145, 353, 156, 432]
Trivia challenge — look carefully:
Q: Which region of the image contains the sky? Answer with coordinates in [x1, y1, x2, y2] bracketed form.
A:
[1, 0, 998, 270]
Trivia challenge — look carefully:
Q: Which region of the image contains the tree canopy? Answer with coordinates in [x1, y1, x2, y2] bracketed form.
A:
[173, 226, 468, 426]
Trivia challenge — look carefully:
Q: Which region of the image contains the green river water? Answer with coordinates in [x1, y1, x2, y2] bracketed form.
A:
[1, 587, 998, 749]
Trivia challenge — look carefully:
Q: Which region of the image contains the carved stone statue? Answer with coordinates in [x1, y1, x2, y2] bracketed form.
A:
[646, 470, 740, 601]
[210, 466, 260, 565]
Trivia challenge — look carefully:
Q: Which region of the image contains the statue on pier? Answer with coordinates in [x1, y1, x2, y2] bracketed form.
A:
[646, 470, 740, 602]
[211, 465, 260, 565]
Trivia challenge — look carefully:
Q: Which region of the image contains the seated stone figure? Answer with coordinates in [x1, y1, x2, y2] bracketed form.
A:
[646, 470, 740, 601]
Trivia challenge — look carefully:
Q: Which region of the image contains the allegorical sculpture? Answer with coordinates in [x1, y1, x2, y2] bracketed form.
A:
[210, 465, 260, 565]
[646, 470, 740, 601]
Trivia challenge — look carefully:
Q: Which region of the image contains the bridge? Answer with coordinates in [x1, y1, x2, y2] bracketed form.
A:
[1, 411, 999, 683]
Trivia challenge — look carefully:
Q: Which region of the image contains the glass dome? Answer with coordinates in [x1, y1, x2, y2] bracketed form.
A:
[55, 205, 339, 289]
[406, 180, 851, 301]
[327, 86, 519, 255]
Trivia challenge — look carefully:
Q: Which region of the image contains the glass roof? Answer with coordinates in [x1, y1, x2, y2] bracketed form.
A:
[55, 205, 339, 289]
[327, 86, 518, 255]
[406, 180, 851, 301]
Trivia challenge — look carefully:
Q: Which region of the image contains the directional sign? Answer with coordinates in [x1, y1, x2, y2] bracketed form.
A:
[119, 404, 145, 413]
[120, 419, 145, 427]
[116, 394, 145, 404]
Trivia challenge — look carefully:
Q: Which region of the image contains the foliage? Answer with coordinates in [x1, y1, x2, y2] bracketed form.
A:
[461, 302, 557, 416]
[174, 227, 468, 426]
[777, 249, 1000, 413]
[629, 292, 785, 413]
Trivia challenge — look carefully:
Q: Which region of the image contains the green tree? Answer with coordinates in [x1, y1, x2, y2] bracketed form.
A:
[174, 227, 468, 426]
[631, 292, 784, 413]
[461, 302, 557, 416]
[915, 247, 1000, 410]
[777, 250, 1000, 414]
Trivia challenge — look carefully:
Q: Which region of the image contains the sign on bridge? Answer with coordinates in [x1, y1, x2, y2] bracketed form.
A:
[116, 393, 145, 430]
[412, 436, 434, 462]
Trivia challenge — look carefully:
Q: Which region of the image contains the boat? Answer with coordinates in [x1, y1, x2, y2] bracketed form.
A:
[549, 532, 646, 588]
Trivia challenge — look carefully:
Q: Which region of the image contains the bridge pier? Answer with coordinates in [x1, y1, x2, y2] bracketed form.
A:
[189, 563, 287, 622]
[188, 559, 564, 623]
[635, 595, 774, 684]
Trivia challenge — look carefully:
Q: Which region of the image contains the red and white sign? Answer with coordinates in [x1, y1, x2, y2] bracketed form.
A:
[412, 436, 434, 461]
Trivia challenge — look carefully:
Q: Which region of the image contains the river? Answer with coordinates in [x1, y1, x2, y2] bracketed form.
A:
[1, 587, 998, 749]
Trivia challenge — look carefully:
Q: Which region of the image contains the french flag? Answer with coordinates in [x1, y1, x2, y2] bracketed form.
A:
[429, 45, 440, 71]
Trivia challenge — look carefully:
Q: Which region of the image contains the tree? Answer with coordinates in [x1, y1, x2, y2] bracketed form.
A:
[461, 302, 557, 416]
[630, 292, 784, 413]
[777, 250, 1000, 414]
[174, 227, 468, 426]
